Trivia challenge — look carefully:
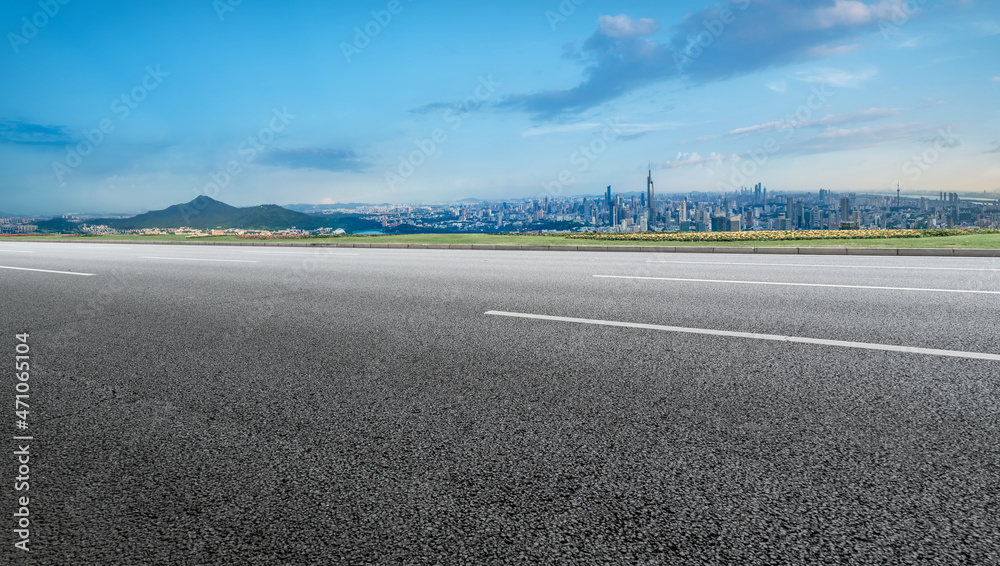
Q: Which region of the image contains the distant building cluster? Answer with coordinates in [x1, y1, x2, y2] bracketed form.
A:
[354, 181, 1000, 234]
[15, 175, 1000, 236]
[0, 217, 38, 234]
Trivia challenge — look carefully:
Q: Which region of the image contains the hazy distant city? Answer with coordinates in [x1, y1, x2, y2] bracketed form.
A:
[3, 178, 999, 237]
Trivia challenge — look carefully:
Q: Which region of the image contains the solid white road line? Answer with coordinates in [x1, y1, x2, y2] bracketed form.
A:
[594, 275, 1000, 295]
[646, 260, 1000, 272]
[140, 257, 258, 263]
[0, 265, 94, 276]
[485, 311, 1000, 362]
[0, 250, 35, 253]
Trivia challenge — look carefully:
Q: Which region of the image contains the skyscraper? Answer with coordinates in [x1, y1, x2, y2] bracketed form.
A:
[605, 185, 612, 225]
[840, 195, 850, 222]
[646, 170, 655, 225]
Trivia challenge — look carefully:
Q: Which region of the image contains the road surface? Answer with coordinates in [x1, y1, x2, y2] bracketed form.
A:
[2, 241, 998, 564]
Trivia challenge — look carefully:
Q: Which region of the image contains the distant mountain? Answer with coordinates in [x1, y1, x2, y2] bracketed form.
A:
[232, 204, 329, 231]
[107, 196, 241, 230]
[44, 196, 383, 233]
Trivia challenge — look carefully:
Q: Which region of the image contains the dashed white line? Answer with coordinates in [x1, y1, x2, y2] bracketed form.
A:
[646, 260, 1000, 272]
[140, 257, 258, 263]
[594, 275, 1000, 295]
[0, 265, 94, 276]
[485, 311, 1000, 362]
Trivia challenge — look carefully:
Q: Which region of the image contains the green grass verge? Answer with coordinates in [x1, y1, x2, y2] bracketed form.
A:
[5, 232, 1000, 248]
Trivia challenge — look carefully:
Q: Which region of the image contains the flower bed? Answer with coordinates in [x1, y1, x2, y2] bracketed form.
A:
[563, 228, 999, 242]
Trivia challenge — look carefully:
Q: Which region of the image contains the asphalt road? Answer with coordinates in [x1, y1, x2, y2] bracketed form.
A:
[2, 242, 999, 565]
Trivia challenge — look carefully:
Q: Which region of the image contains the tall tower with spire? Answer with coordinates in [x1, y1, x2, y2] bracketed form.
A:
[646, 169, 655, 227]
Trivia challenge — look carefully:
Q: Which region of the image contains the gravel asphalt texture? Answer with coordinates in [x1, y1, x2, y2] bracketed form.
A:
[1, 242, 999, 565]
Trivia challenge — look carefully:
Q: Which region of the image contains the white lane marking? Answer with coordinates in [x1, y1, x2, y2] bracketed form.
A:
[485, 311, 1000, 362]
[140, 257, 258, 263]
[594, 275, 1000, 295]
[0, 265, 94, 276]
[0, 250, 35, 253]
[646, 260, 1000, 272]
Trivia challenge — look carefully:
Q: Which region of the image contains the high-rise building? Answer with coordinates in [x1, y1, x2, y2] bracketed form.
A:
[605, 185, 612, 225]
[840, 196, 850, 222]
[711, 215, 727, 232]
[646, 169, 656, 225]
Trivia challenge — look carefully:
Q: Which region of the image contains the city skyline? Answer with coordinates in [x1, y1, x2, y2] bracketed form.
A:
[2, 0, 999, 215]
[5, 182, 996, 236]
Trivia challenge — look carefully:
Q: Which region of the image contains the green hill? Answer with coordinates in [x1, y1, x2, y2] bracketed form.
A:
[34, 217, 82, 233]
[43, 196, 383, 233]
[232, 204, 329, 231]
[107, 196, 241, 230]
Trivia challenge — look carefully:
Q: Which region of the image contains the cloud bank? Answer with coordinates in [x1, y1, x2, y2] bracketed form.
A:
[504, 1, 910, 119]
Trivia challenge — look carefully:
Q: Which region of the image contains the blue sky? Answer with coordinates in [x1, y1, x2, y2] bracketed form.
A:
[1, 0, 998, 215]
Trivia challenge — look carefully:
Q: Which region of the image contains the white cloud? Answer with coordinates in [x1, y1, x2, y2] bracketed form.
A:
[931, 54, 967, 64]
[794, 66, 878, 88]
[729, 120, 787, 136]
[767, 80, 788, 93]
[789, 122, 932, 154]
[973, 21, 1000, 36]
[597, 14, 659, 39]
[616, 121, 683, 135]
[521, 120, 681, 138]
[812, 0, 907, 29]
[801, 108, 906, 132]
[660, 152, 735, 169]
[521, 123, 600, 137]
[805, 43, 860, 58]
[727, 107, 905, 136]
[992, 76, 1000, 82]
[897, 34, 942, 49]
